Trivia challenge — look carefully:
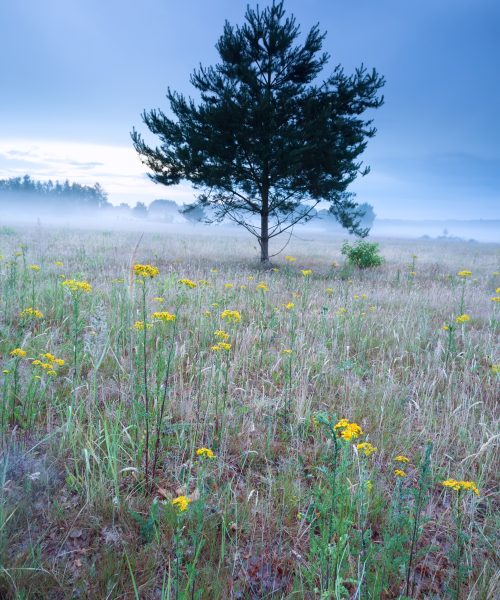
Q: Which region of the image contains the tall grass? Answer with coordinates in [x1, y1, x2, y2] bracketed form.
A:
[0, 225, 498, 598]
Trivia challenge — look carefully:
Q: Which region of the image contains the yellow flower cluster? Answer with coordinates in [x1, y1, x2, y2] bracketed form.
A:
[491, 365, 500, 374]
[326, 288, 334, 295]
[224, 283, 234, 289]
[177, 278, 196, 288]
[153, 297, 165, 303]
[457, 270, 472, 278]
[10, 348, 27, 358]
[19, 307, 43, 319]
[301, 269, 312, 277]
[54, 261, 64, 267]
[285, 255, 296, 262]
[334, 418, 363, 441]
[256, 282, 269, 292]
[442, 479, 479, 496]
[221, 309, 241, 323]
[29, 264, 41, 271]
[133, 320, 152, 331]
[211, 342, 231, 352]
[151, 311, 176, 322]
[356, 442, 377, 457]
[196, 447, 215, 459]
[41, 352, 65, 367]
[281, 349, 293, 355]
[32, 353, 64, 376]
[455, 314, 470, 324]
[214, 330, 229, 340]
[491, 296, 500, 302]
[133, 264, 159, 278]
[171, 495, 191, 512]
[394, 455, 410, 463]
[394, 469, 407, 477]
[62, 279, 92, 293]
[283, 302, 295, 310]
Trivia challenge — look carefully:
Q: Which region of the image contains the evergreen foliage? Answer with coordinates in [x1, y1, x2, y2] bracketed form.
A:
[132, 1, 384, 261]
[0, 175, 109, 210]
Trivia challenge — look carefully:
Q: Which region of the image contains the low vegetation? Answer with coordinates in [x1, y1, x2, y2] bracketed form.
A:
[0, 227, 498, 599]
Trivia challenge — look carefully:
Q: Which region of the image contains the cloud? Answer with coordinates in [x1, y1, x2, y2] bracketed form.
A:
[0, 138, 193, 206]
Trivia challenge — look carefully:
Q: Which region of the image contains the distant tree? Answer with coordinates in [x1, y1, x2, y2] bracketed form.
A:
[132, 201, 148, 218]
[357, 203, 376, 229]
[180, 203, 207, 225]
[132, 1, 384, 261]
[148, 199, 179, 220]
[0, 175, 109, 210]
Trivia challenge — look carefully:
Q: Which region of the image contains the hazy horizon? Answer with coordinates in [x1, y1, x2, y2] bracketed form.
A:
[1, 0, 499, 220]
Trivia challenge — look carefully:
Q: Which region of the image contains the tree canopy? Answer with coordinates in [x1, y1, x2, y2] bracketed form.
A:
[132, 1, 384, 261]
[0, 175, 109, 211]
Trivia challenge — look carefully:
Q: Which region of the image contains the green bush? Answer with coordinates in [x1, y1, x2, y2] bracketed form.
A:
[341, 239, 384, 268]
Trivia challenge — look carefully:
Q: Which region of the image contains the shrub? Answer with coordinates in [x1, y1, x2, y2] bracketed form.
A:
[341, 240, 384, 269]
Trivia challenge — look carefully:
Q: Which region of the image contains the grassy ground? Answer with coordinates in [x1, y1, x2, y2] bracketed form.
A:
[0, 225, 498, 599]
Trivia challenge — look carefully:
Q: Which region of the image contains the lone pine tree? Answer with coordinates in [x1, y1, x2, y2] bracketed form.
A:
[131, 1, 384, 262]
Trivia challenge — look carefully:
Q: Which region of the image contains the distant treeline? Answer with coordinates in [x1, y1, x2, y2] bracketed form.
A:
[0, 175, 110, 210]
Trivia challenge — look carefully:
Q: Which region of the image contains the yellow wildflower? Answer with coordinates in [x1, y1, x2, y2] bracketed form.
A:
[153, 297, 165, 303]
[366, 480, 373, 493]
[442, 479, 479, 496]
[29, 264, 40, 271]
[54, 261, 64, 267]
[301, 269, 312, 277]
[203, 310, 211, 317]
[281, 349, 293, 355]
[178, 278, 197, 288]
[442, 325, 450, 331]
[256, 282, 269, 292]
[133, 320, 151, 331]
[285, 255, 296, 262]
[334, 419, 363, 441]
[224, 283, 234, 289]
[151, 311, 176, 322]
[19, 307, 43, 318]
[171, 495, 191, 512]
[356, 442, 377, 457]
[133, 264, 159, 278]
[394, 469, 407, 477]
[457, 270, 472, 278]
[491, 365, 499, 374]
[490, 296, 500, 302]
[196, 447, 215, 459]
[212, 342, 231, 351]
[455, 314, 470, 324]
[214, 330, 229, 340]
[326, 288, 334, 295]
[283, 302, 295, 310]
[10, 348, 27, 358]
[220, 309, 241, 323]
[62, 279, 92, 293]
[394, 455, 410, 463]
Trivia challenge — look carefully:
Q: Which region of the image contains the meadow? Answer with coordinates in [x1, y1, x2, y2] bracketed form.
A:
[0, 225, 498, 599]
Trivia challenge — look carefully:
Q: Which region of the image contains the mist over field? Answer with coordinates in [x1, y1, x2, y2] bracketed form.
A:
[1, 198, 498, 243]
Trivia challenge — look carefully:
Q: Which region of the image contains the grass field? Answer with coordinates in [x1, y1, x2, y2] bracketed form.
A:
[0, 225, 498, 599]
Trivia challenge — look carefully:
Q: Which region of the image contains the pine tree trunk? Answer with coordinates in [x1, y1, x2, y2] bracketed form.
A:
[260, 211, 269, 262]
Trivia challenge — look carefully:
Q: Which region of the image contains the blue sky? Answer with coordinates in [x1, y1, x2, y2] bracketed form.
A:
[1, 0, 499, 219]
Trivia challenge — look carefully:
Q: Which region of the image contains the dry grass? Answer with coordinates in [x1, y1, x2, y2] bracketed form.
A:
[0, 224, 498, 599]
